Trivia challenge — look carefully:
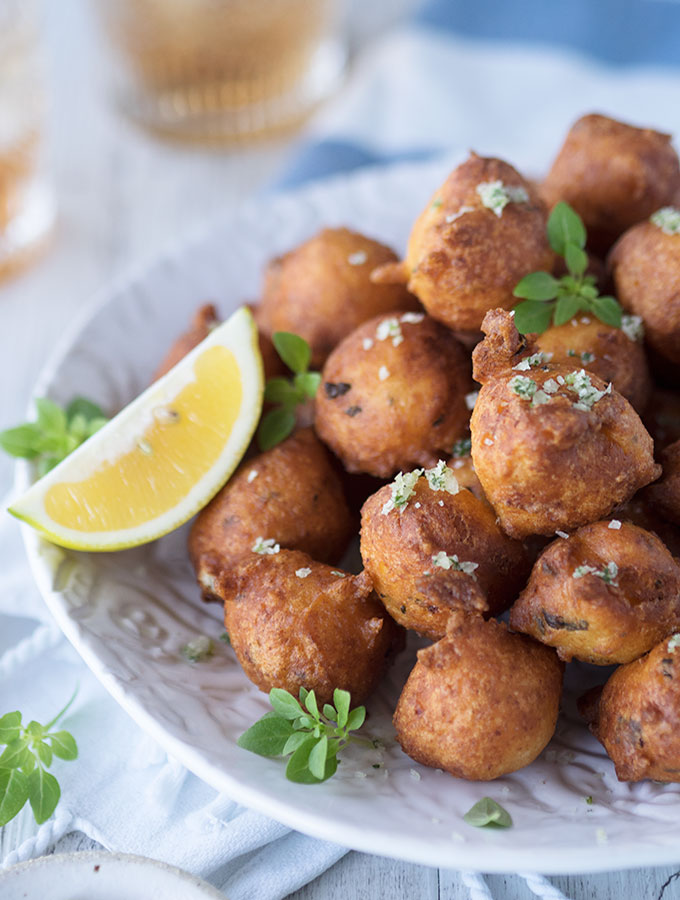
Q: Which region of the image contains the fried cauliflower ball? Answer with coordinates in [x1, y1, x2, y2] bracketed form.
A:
[540, 114, 680, 253]
[393, 612, 563, 780]
[360, 465, 528, 640]
[447, 443, 486, 502]
[609, 212, 680, 367]
[188, 428, 353, 600]
[153, 303, 284, 383]
[470, 309, 660, 539]
[586, 633, 680, 782]
[534, 315, 651, 413]
[216, 550, 404, 706]
[645, 439, 680, 526]
[372, 154, 553, 334]
[509, 521, 680, 665]
[314, 312, 472, 478]
[255, 227, 419, 369]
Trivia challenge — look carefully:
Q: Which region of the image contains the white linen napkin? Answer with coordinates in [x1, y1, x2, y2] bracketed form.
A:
[4, 18, 680, 900]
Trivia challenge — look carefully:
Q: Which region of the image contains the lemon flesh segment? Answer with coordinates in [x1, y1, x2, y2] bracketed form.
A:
[10, 306, 263, 551]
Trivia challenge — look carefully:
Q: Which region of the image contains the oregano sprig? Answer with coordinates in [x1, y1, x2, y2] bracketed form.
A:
[0, 397, 108, 477]
[257, 333, 321, 451]
[237, 687, 369, 783]
[512, 202, 622, 335]
[0, 688, 79, 827]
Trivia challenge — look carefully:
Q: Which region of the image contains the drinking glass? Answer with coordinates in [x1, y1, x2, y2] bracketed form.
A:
[94, 0, 346, 143]
[0, 0, 55, 280]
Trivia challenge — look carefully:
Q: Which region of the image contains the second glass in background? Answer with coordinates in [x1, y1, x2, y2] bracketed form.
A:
[94, 0, 346, 143]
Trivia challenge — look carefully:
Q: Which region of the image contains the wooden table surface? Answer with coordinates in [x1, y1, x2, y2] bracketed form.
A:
[1, 2, 679, 897]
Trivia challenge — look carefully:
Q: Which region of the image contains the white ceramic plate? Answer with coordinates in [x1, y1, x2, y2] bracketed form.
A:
[19, 157, 680, 874]
[0, 851, 225, 899]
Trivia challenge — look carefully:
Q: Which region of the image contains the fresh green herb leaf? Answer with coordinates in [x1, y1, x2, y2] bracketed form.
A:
[281, 731, 312, 756]
[547, 201, 586, 254]
[257, 407, 296, 452]
[513, 271, 559, 301]
[590, 295, 622, 328]
[34, 741, 53, 767]
[333, 689, 350, 729]
[463, 797, 513, 829]
[272, 332, 311, 375]
[236, 715, 296, 757]
[259, 333, 321, 451]
[0, 712, 22, 744]
[35, 398, 67, 435]
[219, 631, 231, 645]
[66, 397, 106, 422]
[0, 690, 79, 828]
[238, 687, 371, 784]
[553, 295, 583, 327]
[285, 738, 320, 783]
[264, 377, 302, 406]
[27, 767, 60, 825]
[47, 731, 78, 761]
[0, 397, 109, 473]
[0, 739, 32, 770]
[269, 688, 305, 720]
[304, 690, 320, 719]
[564, 242, 588, 277]
[308, 735, 329, 780]
[0, 769, 29, 827]
[346, 706, 366, 731]
[0, 424, 43, 459]
[512, 203, 622, 334]
[512, 301, 554, 335]
[294, 371, 322, 399]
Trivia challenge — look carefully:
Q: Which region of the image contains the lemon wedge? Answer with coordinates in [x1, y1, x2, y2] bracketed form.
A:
[10, 306, 263, 551]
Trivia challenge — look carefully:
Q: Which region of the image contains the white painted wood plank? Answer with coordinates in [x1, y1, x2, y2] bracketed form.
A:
[288, 851, 438, 900]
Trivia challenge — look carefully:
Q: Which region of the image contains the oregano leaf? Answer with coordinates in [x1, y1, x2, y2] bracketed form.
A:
[553, 295, 583, 327]
[547, 202, 586, 254]
[27, 767, 60, 825]
[463, 797, 513, 828]
[272, 332, 311, 375]
[590, 295, 623, 328]
[564, 242, 588, 277]
[236, 716, 295, 757]
[0, 712, 22, 744]
[0, 768, 29, 827]
[512, 271, 559, 301]
[257, 408, 296, 452]
[512, 300, 555, 336]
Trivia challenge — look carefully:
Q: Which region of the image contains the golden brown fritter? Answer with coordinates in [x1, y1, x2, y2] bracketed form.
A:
[588, 634, 680, 782]
[393, 612, 563, 780]
[314, 312, 472, 478]
[153, 303, 220, 381]
[470, 309, 660, 539]
[540, 113, 680, 253]
[534, 315, 651, 414]
[255, 227, 419, 369]
[372, 154, 553, 334]
[509, 521, 680, 665]
[360, 468, 528, 640]
[188, 428, 353, 600]
[216, 549, 404, 706]
[645, 439, 680, 526]
[609, 217, 680, 366]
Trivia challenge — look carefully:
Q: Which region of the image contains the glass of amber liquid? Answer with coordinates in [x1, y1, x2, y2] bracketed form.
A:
[95, 0, 346, 143]
[0, 0, 55, 280]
